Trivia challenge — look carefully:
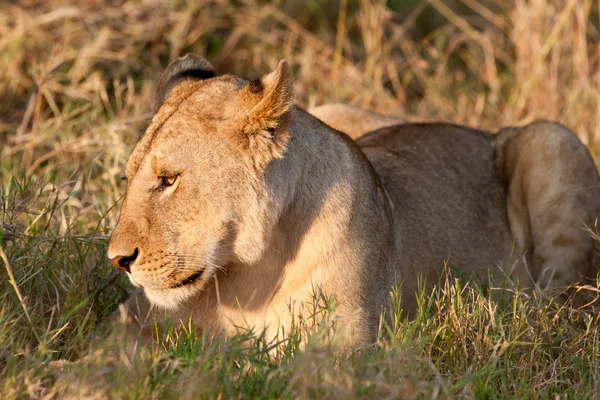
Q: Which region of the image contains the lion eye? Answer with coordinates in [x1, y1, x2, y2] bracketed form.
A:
[160, 175, 178, 188]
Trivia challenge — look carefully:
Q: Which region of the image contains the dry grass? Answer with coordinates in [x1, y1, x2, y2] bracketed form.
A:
[1, 0, 600, 398]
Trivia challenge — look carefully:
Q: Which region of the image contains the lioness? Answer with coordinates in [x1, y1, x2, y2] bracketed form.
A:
[108, 55, 600, 346]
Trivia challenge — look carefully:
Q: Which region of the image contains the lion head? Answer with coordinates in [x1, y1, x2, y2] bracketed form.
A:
[107, 55, 295, 309]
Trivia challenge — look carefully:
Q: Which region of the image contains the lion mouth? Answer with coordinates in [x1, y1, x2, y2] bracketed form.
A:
[172, 269, 205, 288]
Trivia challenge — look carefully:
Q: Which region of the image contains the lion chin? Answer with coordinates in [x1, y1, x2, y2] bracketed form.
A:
[143, 285, 199, 310]
[134, 268, 209, 310]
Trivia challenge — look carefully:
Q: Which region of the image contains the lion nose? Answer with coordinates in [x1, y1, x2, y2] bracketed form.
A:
[109, 248, 139, 273]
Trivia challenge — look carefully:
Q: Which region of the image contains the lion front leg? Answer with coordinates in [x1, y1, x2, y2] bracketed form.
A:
[495, 121, 600, 296]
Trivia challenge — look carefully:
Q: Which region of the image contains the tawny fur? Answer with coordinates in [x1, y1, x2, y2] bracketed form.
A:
[309, 103, 403, 140]
[108, 55, 600, 349]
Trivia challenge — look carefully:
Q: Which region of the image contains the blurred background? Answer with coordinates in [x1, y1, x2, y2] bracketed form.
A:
[1, 1, 600, 393]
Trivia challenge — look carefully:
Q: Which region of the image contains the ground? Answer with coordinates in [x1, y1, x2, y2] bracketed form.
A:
[1, 0, 599, 398]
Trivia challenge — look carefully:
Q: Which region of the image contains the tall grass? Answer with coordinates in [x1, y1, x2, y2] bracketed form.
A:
[1, 0, 599, 398]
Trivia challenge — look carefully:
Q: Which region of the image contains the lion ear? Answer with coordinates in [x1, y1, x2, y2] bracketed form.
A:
[239, 60, 294, 165]
[153, 54, 215, 111]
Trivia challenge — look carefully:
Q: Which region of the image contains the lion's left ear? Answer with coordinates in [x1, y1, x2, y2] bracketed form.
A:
[238, 60, 294, 166]
[153, 54, 216, 111]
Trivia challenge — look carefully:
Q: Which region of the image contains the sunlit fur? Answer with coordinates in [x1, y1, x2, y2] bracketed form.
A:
[310, 103, 404, 140]
[108, 55, 600, 347]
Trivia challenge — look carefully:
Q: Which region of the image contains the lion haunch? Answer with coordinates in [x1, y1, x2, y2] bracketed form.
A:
[108, 54, 600, 346]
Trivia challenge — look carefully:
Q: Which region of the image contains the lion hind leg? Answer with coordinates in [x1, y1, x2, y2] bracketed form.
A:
[495, 121, 600, 294]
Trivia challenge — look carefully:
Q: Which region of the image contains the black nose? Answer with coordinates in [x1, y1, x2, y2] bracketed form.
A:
[109, 248, 139, 273]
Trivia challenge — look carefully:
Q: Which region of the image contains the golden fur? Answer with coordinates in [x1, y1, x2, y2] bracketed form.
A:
[309, 103, 403, 140]
[315, 106, 600, 297]
[108, 55, 600, 347]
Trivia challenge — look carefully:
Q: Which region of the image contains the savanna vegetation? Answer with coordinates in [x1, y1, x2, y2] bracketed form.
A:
[1, 0, 600, 398]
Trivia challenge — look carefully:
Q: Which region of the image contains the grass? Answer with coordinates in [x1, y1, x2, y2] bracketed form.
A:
[1, 0, 600, 398]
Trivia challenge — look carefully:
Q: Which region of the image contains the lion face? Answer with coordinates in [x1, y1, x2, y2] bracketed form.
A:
[107, 55, 294, 308]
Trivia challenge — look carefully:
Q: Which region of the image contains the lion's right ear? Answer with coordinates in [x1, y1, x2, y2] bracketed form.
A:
[153, 54, 215, 111]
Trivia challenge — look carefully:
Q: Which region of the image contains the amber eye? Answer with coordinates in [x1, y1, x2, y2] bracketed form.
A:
[160, 175, 178, 188]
